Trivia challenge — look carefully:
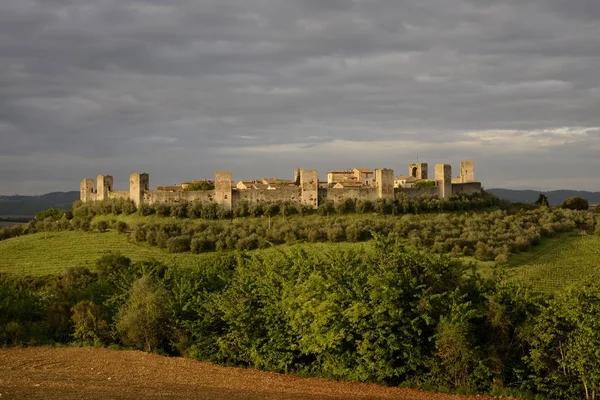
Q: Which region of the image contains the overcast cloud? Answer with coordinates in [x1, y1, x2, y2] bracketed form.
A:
[1, 0, 599, 194]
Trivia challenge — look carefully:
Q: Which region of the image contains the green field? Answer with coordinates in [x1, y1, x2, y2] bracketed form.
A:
[506, 233, 600, 293]
[0, 230, 365, 276]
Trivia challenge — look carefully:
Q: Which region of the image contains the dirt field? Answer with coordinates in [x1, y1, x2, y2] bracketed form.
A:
[0, 347, 502, 400]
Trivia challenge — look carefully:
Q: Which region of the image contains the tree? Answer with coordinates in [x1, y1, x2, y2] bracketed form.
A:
[116, 275, 171, 352]
[562, 197, 589, 210]
[184, 181, 215, 191]
[535, 194, 550, 207]
[36, 208, 64, 221]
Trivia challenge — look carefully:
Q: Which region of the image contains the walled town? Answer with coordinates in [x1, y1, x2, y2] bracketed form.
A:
[79, 161, 482, 209]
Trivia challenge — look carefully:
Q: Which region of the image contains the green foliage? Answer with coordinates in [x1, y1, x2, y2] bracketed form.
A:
[414, 180, 436, 188]
[184, 181, 215, 191]
[523, 284, 600, 399]
[116, 275, 171, 352]
[535, 194, 550, 207]
[562, 196, 589, 210]
[71, 300, 108, 344]
[36, 208, 64, 221]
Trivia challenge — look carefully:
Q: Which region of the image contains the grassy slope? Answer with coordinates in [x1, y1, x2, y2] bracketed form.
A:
[2, 215, 599, 293]
[0, 230, 365, 276]
[505, 232, 600, 293]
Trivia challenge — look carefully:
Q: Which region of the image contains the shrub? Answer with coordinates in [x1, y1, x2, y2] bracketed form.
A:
[36, 208, 64, 221]
[317, 200, 335, 216]
[97, 220, 109, 233]
[156, 203, 171, 217]
[71, 301, 108, 344]
[116, 221, 128, 234]
[166, 235, 191, 253]
[115, 276, 171, 352]
[562, 197, 589, 210]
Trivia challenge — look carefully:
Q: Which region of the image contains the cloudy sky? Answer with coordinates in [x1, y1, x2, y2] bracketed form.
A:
[1, 0, 599, 194]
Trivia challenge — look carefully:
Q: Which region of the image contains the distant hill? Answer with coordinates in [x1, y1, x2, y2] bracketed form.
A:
[0, 191, 79, 217]
[488, 188, 600, 206]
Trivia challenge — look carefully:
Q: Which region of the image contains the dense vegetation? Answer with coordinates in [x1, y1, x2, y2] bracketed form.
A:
[1, 239, 599, 398]
[2, 192, 600, 398]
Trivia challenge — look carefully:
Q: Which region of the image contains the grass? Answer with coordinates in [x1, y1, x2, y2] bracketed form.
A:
[0, 230, 367, 276]
[505, 232, 600, 293]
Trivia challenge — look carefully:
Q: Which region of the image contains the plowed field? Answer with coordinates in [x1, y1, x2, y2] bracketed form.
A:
[0, 347, 502, 400]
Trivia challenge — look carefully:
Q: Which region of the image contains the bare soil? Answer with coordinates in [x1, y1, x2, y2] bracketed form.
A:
[0, 347, 498, 400]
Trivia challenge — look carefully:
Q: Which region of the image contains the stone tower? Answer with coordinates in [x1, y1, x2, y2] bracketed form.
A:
[129, 173, 149, 206]
[409, 163, 428, 179]
[460, 161, 475, 183]
[376, 168, 394, 200]
[293, 167, 301, 185]
[435, 164, 452, 199]
[300, 169, 319, 209]
[96, 175, 113, 201]
[80, 178, 96, 202]
[214, 171, 232, 211]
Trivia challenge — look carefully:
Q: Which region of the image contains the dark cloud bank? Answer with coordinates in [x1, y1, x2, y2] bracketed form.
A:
[1, 0, 599, 194]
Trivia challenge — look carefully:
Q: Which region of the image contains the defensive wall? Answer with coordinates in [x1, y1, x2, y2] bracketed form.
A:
[80, 162, 482, 209]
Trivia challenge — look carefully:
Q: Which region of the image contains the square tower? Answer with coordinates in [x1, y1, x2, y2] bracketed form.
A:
[97, 175, 113, 201]
[129, 173, 149, 206]
[80, 178, 96, 202]
[214, 171, 232, 211]
[409, 163, 428, 180]
[435, 164, 452, 199]
[300, 169, 319, 209]
[460, 161, 475, 183]
[375, 168, 394, 200]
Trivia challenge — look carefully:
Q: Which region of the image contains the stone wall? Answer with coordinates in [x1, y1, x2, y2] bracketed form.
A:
[452, 182, 482, 195]
[110, 191, 130, 200]
[320, 187, 379, 204]
[144, 190, 216, 205]
[396, 186, 439, 199]
[235, 186, 301, 205]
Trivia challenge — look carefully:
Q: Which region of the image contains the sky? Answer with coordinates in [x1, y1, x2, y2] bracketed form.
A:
[1, 0, 600, 195]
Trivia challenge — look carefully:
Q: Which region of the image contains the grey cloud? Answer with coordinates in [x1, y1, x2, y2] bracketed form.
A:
[1, 0, 600, 193]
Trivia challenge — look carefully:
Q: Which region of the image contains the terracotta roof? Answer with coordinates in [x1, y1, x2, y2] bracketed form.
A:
[353, 168, 373, 173]
[327, 170, 353, 174]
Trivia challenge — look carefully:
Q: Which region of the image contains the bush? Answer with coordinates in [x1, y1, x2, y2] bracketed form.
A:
[71, 301, 108, 344]
[166, 235, 191, 253]
[115, 276, 171, 352]
[36, 208, 64, 221]
[562, 197, 589, 210]
[116, 221, 128, 234]
[97, 220, 109, 233]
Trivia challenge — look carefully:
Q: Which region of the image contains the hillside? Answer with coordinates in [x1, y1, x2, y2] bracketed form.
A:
[0, 191, 79, 217]
[488, 188, 600, 205]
